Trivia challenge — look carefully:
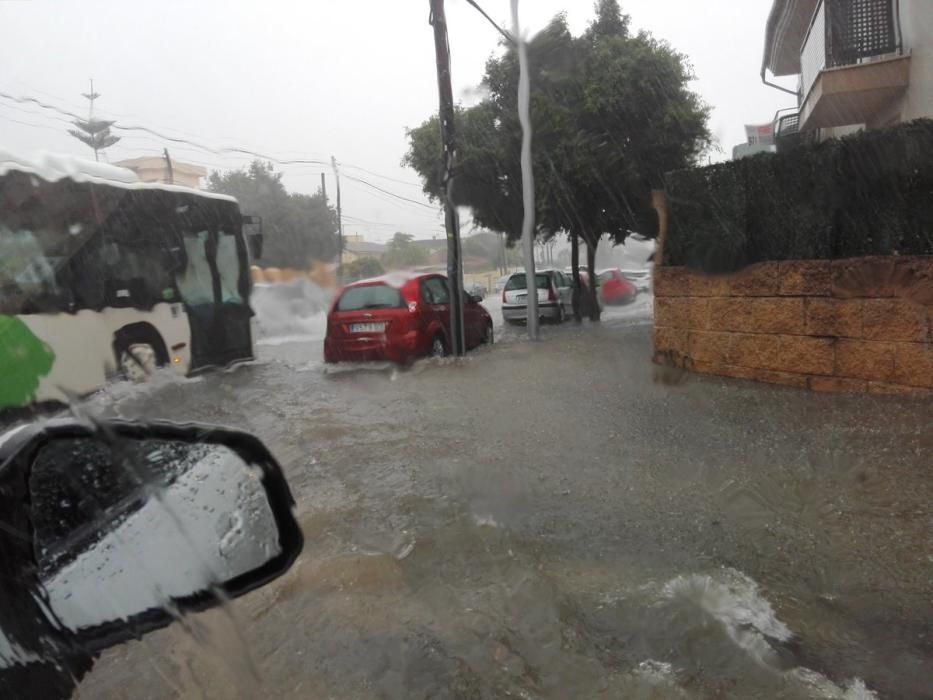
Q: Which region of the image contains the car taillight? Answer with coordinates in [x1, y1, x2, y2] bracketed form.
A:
[502, 288, 507, 302]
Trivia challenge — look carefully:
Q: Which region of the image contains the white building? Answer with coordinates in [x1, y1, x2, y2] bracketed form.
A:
[762, 0, 933, 142]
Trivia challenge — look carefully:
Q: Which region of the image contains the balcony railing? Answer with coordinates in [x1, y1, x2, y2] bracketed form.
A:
[800, 0, 901, 102]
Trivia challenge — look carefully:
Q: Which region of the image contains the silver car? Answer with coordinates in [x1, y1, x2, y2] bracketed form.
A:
[620, 268, 652, 293]
[501, 270, 573, 324]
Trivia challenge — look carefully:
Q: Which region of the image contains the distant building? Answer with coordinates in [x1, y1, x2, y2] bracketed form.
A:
[115, 156, 207, 189]
[342, 234, 386, 263]
[732, 122, 778, 159]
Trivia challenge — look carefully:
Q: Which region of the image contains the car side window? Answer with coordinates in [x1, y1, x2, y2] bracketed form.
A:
[426, 277, 449, 305]
[420, 280, 434, 304]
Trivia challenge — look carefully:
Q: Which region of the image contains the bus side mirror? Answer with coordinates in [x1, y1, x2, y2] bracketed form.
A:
[242, 215, 263, 260]
[247, 234, 263, 260]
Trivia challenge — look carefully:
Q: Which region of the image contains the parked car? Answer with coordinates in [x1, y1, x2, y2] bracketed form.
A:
[597, 268, 639, 305]
[466, 282, 487, 300]
[502, 270, 573, 324]
[324, 272, 493, 364]
[620, 268, 652, 293]
[563, 267, 593, 289]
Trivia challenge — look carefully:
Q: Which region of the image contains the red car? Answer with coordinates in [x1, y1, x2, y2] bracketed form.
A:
[597, 268, 638, 305]
[324, 272, 493, 364]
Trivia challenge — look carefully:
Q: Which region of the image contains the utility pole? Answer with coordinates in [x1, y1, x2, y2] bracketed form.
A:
[429, 0, 466, 356]
[331, 156, 344, 283]
[512, 0, 539, 339]
[162, 147, 174, 185]
[320, 172, 327, 201]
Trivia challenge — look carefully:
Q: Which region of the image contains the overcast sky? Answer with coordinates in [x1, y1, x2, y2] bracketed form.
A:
[1, 0, 795, 243]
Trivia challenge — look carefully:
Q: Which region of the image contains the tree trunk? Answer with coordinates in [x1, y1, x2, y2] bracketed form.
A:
[585, 234, 600, 321]
[570, 231, 582, 322]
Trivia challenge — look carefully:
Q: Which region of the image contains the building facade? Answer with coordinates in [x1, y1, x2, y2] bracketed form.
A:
[762, 0, 933, 143]
[115, 157, 207, 189]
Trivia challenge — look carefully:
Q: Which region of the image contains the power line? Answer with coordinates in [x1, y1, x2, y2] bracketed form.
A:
[342, 172, 437, 210]
[0, 86, 436, 214]
[341, 163, 423, 188]
[464, 0, 516, 45]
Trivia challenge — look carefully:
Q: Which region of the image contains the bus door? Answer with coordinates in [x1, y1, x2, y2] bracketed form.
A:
[176, 227, 253, 372]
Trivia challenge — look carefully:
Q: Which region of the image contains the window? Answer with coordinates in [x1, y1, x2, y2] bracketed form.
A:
[175, 231, 214, 305]
[215, 231, 243, 304]
[424, 277, 449, 304]
[336, 284, 403, 311]
[504, 273, 550, 291]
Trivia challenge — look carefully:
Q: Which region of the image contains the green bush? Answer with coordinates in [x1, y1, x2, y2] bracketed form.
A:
[664, 119, 933, 272]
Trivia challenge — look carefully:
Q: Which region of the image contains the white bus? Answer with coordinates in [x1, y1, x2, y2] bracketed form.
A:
[0, 151, 262, 418]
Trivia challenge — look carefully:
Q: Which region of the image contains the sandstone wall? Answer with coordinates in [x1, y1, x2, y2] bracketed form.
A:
[652, 257, 933, 395]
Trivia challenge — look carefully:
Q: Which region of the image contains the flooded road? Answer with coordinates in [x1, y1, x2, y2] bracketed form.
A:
[74, 288, 931, 699]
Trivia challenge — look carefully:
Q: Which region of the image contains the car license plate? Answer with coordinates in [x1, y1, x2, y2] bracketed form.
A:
[349, 322, 385, 333]
[516, 294, 527, 301]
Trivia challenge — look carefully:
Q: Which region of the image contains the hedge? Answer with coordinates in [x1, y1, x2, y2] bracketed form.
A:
[664, 119, 933, 273]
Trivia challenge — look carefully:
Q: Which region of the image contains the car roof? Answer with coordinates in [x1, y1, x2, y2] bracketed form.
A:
[344, 271, 443, 288]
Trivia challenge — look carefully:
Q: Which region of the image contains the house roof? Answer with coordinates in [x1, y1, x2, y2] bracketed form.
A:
[345, 240, 386, 254]
[762, 0, 820, 77]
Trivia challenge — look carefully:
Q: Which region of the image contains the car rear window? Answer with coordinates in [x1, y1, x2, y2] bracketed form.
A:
[336, 284, 403, 311]
[505, 273, 550, 291]
[598, 271, 615, 282]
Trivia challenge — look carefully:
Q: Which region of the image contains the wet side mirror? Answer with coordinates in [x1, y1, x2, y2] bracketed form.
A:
[247, 233, 263, 260]
[243, 215, 263, 260]
[4, 419, 302, 654]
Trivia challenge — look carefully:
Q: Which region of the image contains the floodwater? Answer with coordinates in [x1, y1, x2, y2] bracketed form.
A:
[73, 282, 931, 699]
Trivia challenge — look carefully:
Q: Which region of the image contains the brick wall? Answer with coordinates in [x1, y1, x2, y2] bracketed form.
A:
[652, 257, 933, 395]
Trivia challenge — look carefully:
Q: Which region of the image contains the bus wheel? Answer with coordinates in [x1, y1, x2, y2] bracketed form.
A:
[114, 326, 168, 382]
[119, 343, 159, 382]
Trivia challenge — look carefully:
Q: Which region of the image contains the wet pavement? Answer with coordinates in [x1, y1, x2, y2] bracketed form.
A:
[73, 289, 931, 699]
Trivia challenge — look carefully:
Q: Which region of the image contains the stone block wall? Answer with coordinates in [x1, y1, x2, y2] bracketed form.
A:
[652, 257, 933, 395]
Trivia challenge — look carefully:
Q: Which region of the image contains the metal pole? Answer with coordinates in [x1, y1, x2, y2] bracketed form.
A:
[163, 147, 174, 185]
[511, 0, 539, 339]
[331, 156, 344, 284]
[320, 172, 327, 201]
[429, 0, 465, 356]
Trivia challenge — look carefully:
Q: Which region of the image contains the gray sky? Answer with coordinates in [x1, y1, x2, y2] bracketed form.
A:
[0, 0, 795, 243]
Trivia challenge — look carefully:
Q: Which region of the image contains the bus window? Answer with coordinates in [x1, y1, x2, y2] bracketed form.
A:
[176, 231, 214, 305]
[0, 226, 71, 314]
[216, 232, 243, 304]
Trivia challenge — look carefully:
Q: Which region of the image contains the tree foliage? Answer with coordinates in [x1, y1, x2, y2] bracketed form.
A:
[342, 257, 384, 282]
[383, 232, 429, 269]
[207, 161, 339, 268]
[404, 1, 710, 317]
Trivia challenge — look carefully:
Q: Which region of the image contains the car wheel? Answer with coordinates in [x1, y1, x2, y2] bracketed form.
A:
[483, 322, 494, 345]
[431, 335, 446, 358]
[118, 342, 159, 382]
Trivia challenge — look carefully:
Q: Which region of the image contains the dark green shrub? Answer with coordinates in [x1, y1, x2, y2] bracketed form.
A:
[664, 119, 933, 272]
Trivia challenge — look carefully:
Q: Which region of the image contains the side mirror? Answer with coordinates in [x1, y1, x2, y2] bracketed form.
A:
[247, 233, 263, 260]
[0, 419, 302, 654]
[242, 215, 263, 260]
[468, 293, 483, 304]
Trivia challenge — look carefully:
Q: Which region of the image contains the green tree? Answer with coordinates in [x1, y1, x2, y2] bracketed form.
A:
[383, 233, 429, 269]
[404, 2, 709, 319]
[207, 161, 339, 268]
[68, 82, 120, 162]
[342, 257, 384, 282]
